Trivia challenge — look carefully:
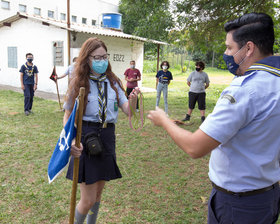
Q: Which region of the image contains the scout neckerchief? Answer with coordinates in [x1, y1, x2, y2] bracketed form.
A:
[245, 56, 280, 77]
[89, 73, 107, 123]
[24, 63, 34, 77]
[128, 91, 144, 132]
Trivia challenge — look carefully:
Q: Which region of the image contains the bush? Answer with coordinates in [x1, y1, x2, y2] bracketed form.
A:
[143, 60, 157, 73]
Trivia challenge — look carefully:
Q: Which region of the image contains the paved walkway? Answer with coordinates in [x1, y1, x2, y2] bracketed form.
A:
[0, 84, 64, 101]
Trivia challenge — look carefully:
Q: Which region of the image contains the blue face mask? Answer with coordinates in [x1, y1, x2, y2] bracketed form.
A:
[92, 60, 108, 74]
[223, 45, 246, 75]
[27, 58, 33, 63]
[223, 54, 239, 75]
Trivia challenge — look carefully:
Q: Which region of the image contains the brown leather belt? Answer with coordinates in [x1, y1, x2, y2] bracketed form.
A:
[211, 181, 278, 197]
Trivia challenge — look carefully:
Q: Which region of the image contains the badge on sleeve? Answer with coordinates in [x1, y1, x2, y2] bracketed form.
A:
[114, 101, 118, 111]
[221, 94, 236, 104]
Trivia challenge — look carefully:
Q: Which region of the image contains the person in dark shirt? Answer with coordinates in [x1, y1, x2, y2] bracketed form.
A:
[155, 61, 173, 114]
[19, 53, 39, 116]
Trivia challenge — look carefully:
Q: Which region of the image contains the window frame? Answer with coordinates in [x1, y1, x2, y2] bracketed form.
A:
[19, 4, 27, 12]
[1, 0, 10, 10]
[48, 10, 54, 18]
[7, 47, 18, 69]
[34, 7, 41, 16]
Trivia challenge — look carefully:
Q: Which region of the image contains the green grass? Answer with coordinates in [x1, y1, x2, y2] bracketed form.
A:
[0, 68, 273, 224]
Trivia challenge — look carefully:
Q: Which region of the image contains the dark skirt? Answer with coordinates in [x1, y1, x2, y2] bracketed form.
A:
[66, 122, 122, 184]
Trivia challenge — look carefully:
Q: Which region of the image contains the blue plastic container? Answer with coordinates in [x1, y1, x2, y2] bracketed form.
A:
[102, 13, 122, 29]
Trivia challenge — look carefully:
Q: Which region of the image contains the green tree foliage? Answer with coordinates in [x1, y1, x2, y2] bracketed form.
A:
[119, 0, 174, 57]
[172, 0, 280, 66]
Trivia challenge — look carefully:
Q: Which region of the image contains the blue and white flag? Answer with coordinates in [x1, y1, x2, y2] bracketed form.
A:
[48, 100, 78, 183]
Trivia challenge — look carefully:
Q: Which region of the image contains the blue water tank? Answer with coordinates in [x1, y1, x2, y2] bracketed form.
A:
[102, 13, 122, 29]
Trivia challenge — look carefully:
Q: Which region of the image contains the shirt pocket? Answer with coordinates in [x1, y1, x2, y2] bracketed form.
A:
[84, 95, 99, 117]
[107, 95, 118, 113]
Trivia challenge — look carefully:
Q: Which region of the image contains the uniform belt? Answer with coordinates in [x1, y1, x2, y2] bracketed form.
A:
[82, 120, 114, 128]
[159, 81, 168, 84]
[211, 181, 278, 197]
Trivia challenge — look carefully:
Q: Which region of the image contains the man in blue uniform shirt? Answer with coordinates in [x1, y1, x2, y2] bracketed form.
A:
[20, 53, 39, 116]
[148, 13, 280, 223]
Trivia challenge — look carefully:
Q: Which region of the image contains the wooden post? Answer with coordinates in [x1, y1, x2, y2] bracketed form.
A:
[69, 87, 85, 224]
[156, 44, 160, 72]
[55, 79, 62, 110]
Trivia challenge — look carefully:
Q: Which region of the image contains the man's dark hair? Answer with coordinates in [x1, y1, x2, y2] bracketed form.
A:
[73, 57, 78, 62]
[130, 60, 135, 63]
[224, 13, 274, 55]
[26, 53, 33, 58]
[160, 61, 170, 69]
[195, 61, 205, 70]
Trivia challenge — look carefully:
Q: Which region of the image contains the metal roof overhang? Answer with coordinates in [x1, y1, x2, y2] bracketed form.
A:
[0, 12, 168, 45]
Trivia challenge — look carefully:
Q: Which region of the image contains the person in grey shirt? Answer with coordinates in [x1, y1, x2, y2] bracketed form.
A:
[56, 57, 77, 82]
[182, 61, 210, 123]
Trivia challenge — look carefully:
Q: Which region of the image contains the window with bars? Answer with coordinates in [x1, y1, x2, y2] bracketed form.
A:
[53, 41, 64, 66]
[7, 47, 18, 68]
[92, 20, 96, 26]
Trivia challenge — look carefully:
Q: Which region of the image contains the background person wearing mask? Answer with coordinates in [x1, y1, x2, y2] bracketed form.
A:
[19, 53, 39, 116]
[182, 61, 210, 123]
[124, 60, 141, 110]
[148, 13, 280, 223]
[155, 61, 173, 115]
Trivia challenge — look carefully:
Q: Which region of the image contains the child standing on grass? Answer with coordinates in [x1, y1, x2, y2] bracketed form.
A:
[155, 61, 173, 115]
[182, 61, 210, 123]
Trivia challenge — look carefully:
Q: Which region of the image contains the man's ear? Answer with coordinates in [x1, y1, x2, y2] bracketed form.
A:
[246, 41, 255, 57]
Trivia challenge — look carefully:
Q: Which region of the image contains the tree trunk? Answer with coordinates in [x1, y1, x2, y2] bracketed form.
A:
[211, 51, 215, 67]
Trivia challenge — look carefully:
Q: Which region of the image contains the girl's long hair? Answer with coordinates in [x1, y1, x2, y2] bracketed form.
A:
[66, 37, 125, 112]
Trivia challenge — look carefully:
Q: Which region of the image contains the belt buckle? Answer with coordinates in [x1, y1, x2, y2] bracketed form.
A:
[102, 122, 107, 128]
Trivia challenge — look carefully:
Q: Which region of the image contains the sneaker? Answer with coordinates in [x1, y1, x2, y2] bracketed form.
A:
[136, 109, 139, 112]
[29, 110, 33, 114]
[182, 114, 190, 121]
[25, 111, 30, 116]
[201, 116, 205, 123]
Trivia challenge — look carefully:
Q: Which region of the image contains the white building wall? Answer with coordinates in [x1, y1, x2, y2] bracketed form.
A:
[72, 33, 144, 86]
[0, 18, 144, 94]
[0, 0, 119, 26]
[0, 18, 69, 94]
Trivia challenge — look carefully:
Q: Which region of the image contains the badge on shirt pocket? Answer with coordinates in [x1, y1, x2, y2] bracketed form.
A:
[114, 101, 118, 111]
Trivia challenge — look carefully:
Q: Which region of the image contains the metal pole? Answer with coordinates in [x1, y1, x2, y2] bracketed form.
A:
[156, 44, 160, 72]
[67, 0, 71, 66]
[69, 87, 85, 224]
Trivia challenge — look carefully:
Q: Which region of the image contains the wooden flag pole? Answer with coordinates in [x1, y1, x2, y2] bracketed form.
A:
[55, 79, 62, 110]
[69, 87, 85, 224]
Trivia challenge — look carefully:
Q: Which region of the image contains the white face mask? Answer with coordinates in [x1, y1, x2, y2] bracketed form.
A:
[162, 66, 168, 70]
[130, 65, 135, 69]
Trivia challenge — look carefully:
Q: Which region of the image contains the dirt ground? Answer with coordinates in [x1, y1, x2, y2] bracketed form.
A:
[209, 75, 233, 85]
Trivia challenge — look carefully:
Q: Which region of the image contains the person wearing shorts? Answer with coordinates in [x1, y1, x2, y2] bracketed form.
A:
[182, 61, 210, 123]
